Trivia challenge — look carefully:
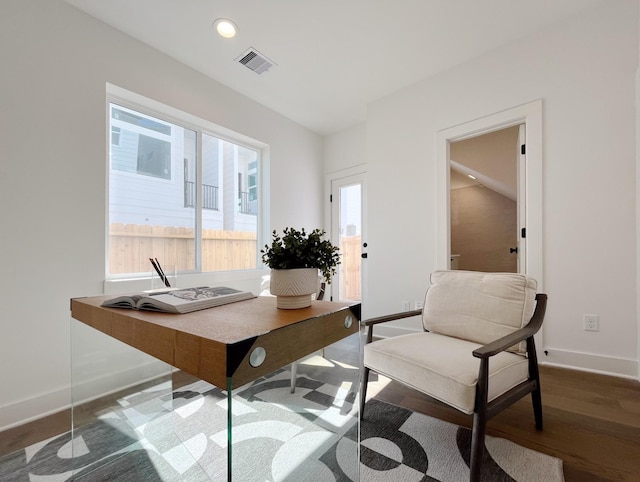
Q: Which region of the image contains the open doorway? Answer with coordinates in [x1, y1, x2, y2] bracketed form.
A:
[449, 125, 521, 272]
[435, 100, 542, 285]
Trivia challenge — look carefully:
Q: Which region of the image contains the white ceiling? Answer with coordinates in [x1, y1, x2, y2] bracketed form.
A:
[65, 0, 603, 135]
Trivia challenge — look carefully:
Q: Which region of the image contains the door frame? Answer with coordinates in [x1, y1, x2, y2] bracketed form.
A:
[517, 124, 526, 273]
[436, 100, 543, 289]
[325, 165, 367, 303]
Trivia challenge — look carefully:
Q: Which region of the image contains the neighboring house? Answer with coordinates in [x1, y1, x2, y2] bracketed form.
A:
[110, 104, 257, 232]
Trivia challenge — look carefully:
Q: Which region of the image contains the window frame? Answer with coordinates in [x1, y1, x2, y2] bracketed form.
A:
[104, 84, 270, 292]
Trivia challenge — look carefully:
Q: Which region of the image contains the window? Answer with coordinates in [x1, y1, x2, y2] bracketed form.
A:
[107, 101, 261, 278]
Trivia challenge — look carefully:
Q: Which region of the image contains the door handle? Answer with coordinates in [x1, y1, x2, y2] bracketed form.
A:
[510, 247, 518, 254]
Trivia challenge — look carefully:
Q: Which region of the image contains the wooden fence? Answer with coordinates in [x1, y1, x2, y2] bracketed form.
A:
[109, 224, 257, 274]
[340, 235, 362, 300]
[109, 224, 361, 299]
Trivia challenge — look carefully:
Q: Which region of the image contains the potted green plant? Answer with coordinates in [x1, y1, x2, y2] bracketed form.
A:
[261, 227, 341, 309]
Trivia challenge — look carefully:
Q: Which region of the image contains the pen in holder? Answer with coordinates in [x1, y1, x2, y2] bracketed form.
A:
[150, 258, 177, 290]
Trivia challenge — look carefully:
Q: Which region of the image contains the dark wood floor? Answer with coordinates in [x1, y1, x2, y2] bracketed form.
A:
[370, 366, 640, 481]
[2, 339, 639, 481]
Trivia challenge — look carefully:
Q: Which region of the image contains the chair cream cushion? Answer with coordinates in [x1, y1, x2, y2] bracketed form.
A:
[422, 270, 537, 354]
[364, 332, 529, 414]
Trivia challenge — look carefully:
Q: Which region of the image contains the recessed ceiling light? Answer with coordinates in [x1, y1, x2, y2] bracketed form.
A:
[213, 18, 238, 38]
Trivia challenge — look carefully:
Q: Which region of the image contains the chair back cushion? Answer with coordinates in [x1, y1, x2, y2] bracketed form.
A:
[422, 270, 537, 353]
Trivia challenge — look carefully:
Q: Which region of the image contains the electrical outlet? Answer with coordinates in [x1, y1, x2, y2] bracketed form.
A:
[414, 301, 423, 310]
[401, 300, 411, 311]
[583, 314, 599, 332]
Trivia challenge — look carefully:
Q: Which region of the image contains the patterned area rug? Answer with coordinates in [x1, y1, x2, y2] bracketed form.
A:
[0, 368, 563, 481]
[360, 398, 564, 481]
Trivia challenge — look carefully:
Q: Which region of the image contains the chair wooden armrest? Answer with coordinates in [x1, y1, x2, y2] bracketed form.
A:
[363, 309, 422, 327]
[363, 309, 422, 343]
[473, 293, 547, 359]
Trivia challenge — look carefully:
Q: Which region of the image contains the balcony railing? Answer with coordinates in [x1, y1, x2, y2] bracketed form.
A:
[239, 191, 257, 215]
[184, 181, 218, 210]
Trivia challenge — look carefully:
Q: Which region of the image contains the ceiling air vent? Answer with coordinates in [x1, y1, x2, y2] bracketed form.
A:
[236, 47, 276, 75]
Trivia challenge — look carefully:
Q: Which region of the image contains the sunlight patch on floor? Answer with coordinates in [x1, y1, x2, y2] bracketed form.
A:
[365, 374, 392, 400]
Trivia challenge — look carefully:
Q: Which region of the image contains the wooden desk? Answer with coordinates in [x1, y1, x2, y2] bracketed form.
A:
[71, 295, 361, 390]
[70, 295, 361, 480]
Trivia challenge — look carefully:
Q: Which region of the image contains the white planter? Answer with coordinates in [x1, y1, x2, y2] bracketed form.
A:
[270, 268, 319, 309]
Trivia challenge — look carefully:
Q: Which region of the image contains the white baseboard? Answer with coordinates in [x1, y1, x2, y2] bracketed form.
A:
[0, 386, 71, 433]
[540, 347, 639, 380]
[0, 360, 170, 432]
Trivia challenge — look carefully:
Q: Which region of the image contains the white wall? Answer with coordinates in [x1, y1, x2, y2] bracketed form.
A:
[0, 0, 324, 429]
[327, 1, 639, 378]
[324, 123, 367, 174]
[637, 1, 640, 380]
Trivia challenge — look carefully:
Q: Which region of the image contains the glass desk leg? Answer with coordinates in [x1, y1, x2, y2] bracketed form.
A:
[225, 332, 361, 481]
[69, 318, 209, 480]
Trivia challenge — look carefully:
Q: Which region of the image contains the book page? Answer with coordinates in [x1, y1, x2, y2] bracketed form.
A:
[167, 287, 242, 301]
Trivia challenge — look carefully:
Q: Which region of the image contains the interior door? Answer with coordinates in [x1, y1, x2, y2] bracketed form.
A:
[449, 125, 523, 273]
[517, 124, 526, 273]
[330, 173, 366, 302]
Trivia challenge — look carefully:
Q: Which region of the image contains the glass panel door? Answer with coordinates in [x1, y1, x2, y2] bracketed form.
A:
[331, 174, 366, 302]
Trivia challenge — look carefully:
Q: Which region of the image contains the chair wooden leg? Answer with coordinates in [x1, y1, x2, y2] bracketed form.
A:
[527, 336, 543, 430]
[360, 366, 370, 420]
[532, 384, 543, 430]
[470, 358, 489, 482]
[290, 361, 297, 394]
[470, 411, 486, 482]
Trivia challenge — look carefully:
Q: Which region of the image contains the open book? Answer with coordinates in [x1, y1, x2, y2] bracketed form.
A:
[101, 286, 256, 314]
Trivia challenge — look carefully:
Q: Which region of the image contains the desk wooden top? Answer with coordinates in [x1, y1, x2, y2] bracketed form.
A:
[71, 295, 361, 389]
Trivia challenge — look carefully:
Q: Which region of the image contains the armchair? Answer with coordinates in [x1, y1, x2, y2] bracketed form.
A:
[361, 270, 547, 482]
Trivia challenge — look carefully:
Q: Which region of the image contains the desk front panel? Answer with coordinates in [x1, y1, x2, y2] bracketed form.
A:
[71, 296, 361, 389]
